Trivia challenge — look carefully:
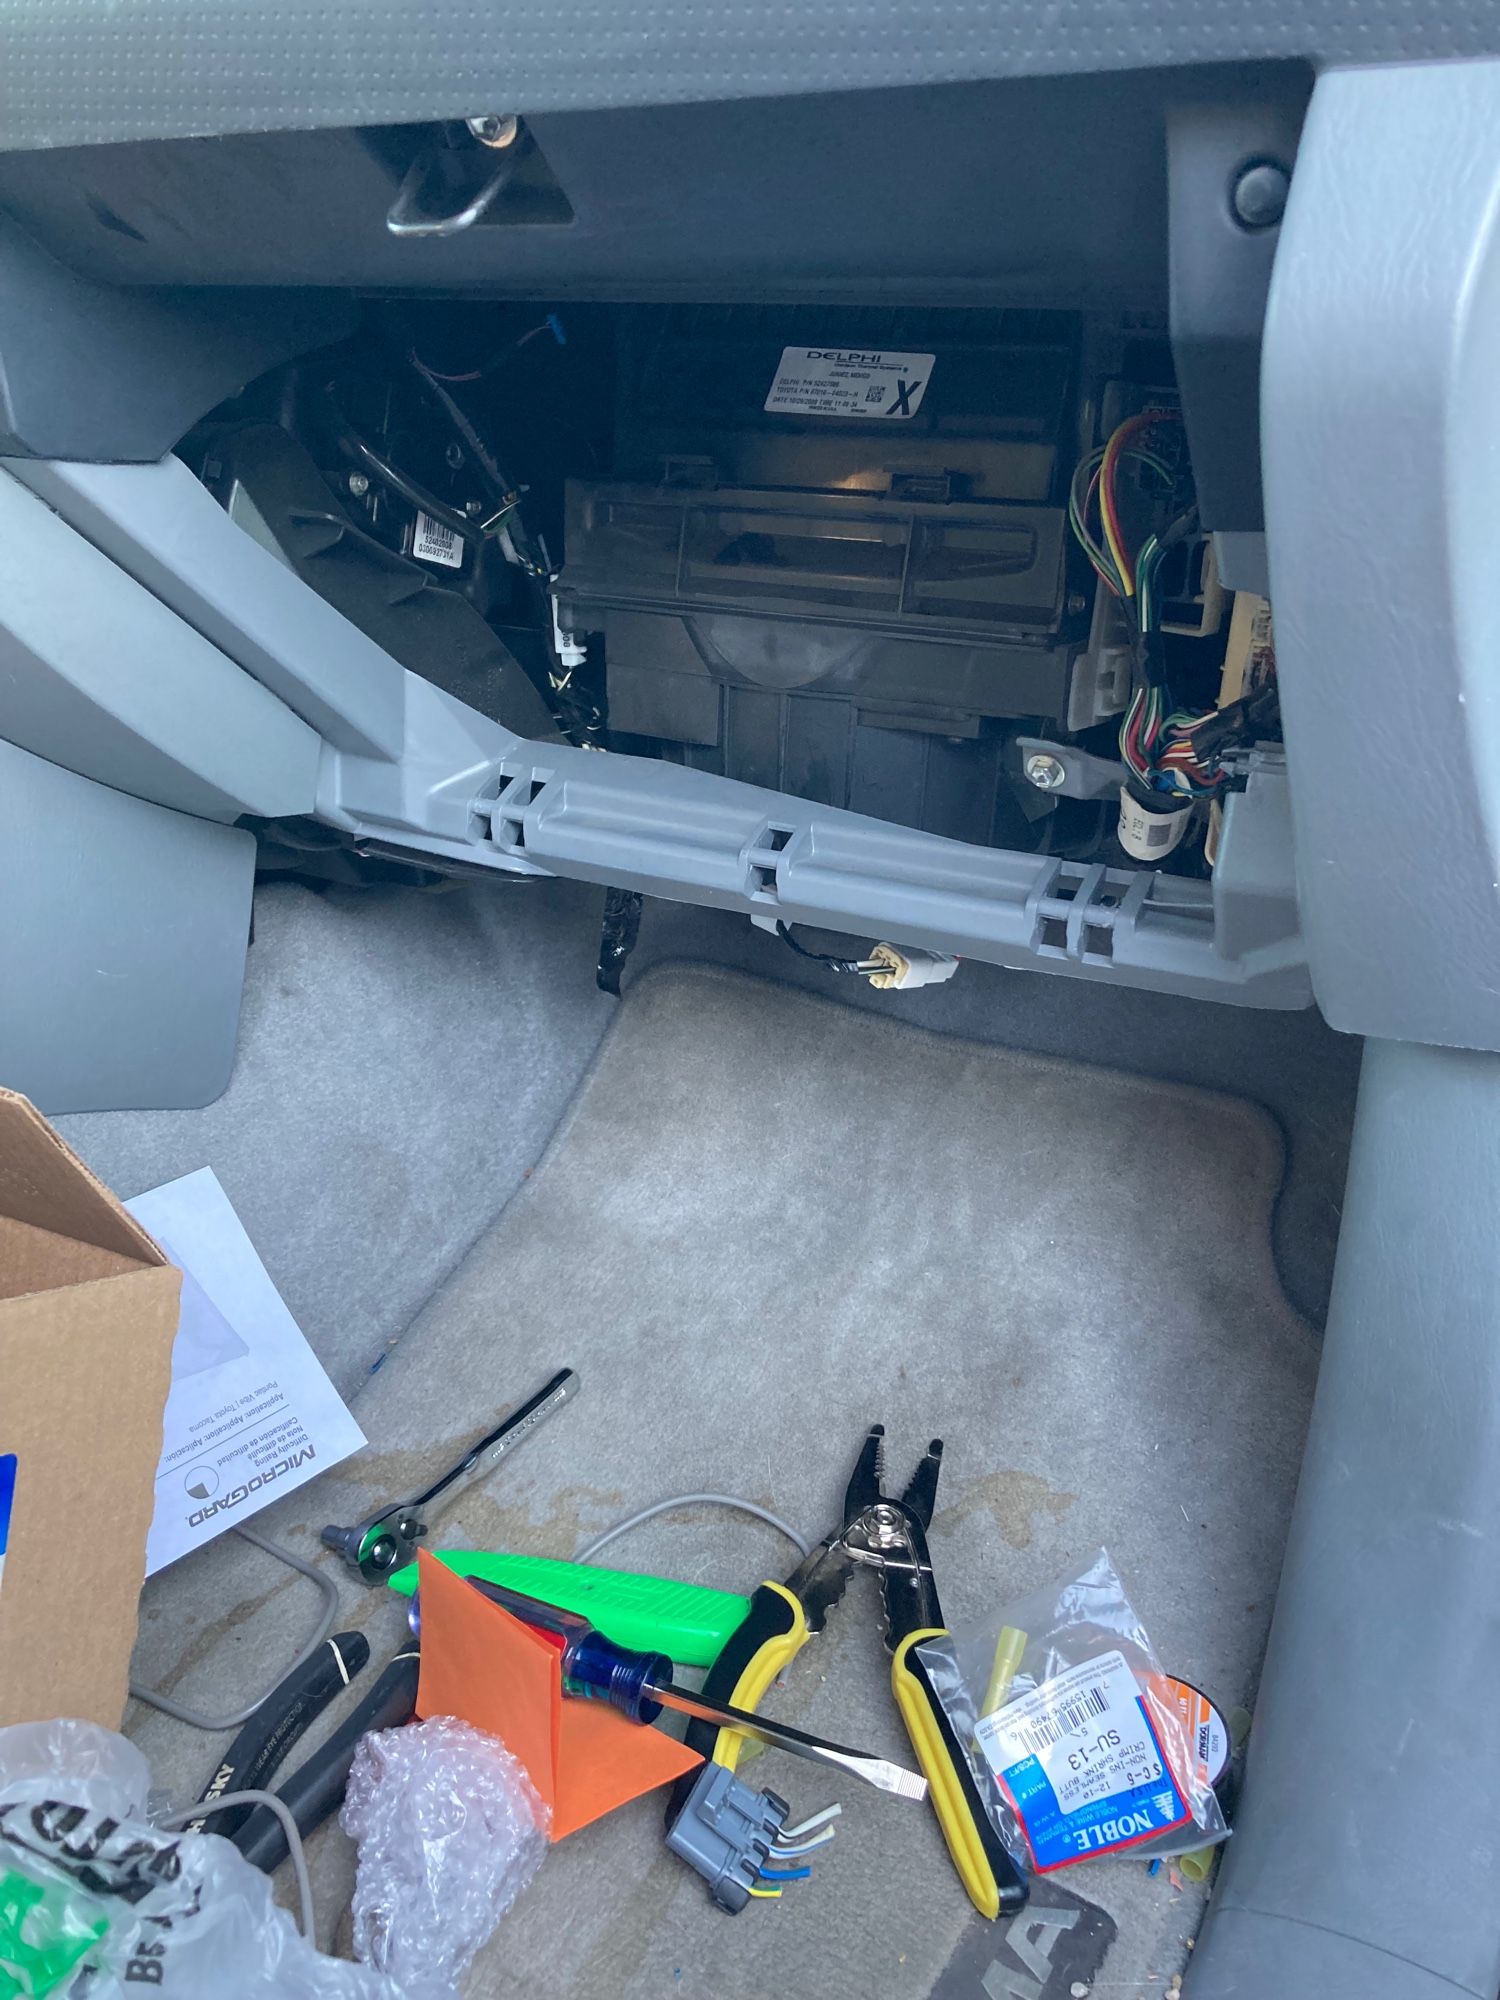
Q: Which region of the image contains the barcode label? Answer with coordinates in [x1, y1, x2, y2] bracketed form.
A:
[1007, 1684, 1110, 1756]
[975, 1647, 1190, 1867]
[412, 510, 464, 568]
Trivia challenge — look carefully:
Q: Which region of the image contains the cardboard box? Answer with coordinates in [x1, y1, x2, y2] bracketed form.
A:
[0, 1088, 180, 1727]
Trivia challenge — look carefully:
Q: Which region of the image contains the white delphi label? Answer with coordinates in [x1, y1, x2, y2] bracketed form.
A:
[412, 510, 464, 568]
[764, 345, 934, 420]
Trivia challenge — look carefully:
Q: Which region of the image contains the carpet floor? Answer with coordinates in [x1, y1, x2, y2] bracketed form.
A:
[122, 962, 1318, 2000]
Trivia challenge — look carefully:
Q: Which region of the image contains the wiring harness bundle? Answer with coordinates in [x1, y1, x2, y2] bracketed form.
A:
[321, 315, 607, 747]
[1069, 411, 1274, 803]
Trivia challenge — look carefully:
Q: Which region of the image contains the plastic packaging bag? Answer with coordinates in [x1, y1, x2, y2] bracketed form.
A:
[341, 1718, 548, 1998]
[0, 1719, 402, 1998]
[917, 1548, 1228, 1875]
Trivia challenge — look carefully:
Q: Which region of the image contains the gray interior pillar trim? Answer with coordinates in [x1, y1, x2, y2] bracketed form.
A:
[0, 738, 256, 1115]
[6, 457, 407, 761]
[0, 217, 354, 462]
[0, 468, 320, 821]
[1189, 1034, 1500, 2000]
[1212, 753, 1302, 965]
[1191, 1910, 1468, 2000]
[1211, 531, 1269, 598]
[1262, 59, 1500, 1052]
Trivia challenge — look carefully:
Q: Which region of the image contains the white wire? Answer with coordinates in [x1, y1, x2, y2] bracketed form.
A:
[771, 1826, 838, 1857]
[576, 1495, 810, 1564]
[779, 1803, 843, 1842]
[159, 1789, 316, 1949]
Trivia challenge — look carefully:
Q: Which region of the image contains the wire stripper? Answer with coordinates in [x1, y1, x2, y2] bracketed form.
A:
[665, 1423, 1029, 1919]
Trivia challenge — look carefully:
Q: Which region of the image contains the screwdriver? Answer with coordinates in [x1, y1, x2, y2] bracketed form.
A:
[429, 1576, 928, 1803]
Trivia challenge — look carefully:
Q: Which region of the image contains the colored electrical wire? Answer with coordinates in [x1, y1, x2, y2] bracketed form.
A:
[770, 1829, 837, 1858]
[1120, 684, 1228, 798]
[408, 315, 564, 383]
[746, 1886, 783, 1900]
[1098, 411, 1172, 595]
[1067, 443, 1174, 600]
[1069, 410, 1278, 811]
[1112, 487, 1232, 797]
[757, 1866, 813, 1882]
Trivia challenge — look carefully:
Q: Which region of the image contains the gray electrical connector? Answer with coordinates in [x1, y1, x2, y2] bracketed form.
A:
[666, 1763, 789, 1912]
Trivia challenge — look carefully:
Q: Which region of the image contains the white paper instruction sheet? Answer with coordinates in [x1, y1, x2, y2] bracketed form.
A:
[127, 1168, 365, 1575]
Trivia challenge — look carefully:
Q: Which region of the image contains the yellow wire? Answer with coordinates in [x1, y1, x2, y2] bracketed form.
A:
[747, 1887, 782, 1899]
[1098, 420, 1136, 597]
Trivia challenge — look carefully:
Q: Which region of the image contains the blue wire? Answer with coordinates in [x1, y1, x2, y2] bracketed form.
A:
[757, 1867, 812, 1882]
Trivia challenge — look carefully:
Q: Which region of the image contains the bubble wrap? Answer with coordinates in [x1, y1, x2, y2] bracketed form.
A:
[341, 1719, 549, 1997]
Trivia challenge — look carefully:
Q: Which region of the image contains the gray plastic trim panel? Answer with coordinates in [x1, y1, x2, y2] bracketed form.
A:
[1263, 59, 1500, 1050]
[0, 737, 256, 1114]
[1190, 1035, 1500, 1998]
[19, 452, 1309, 1009]
[0, 466, 321, 821]
[328, 741, 1310, 1006]
[0, 4, 1493, 153]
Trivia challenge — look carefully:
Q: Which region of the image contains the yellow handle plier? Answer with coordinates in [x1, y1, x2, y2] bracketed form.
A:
[665, 1425, 1028, 1919]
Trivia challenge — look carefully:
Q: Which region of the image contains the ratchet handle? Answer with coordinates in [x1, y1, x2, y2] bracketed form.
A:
[323, 1366, 580, 1582]
[418, 1366, 580, 1513]
[665, 1581, 809, 1826]
[891, 1629, 1028, 1920]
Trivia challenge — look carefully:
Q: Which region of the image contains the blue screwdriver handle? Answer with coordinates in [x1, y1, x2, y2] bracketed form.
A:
[563, 1628, 673, 1722]
[463, 1575, 672, 1722]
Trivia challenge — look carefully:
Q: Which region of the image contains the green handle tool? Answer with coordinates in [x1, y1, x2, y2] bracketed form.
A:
[385, 1550, 750, 1668]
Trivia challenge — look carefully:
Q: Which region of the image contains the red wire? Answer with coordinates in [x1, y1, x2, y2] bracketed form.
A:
[1100, 411, 1174, 595]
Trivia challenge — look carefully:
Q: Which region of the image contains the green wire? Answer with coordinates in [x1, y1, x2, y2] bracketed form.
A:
[1068, 447, 1177, 604]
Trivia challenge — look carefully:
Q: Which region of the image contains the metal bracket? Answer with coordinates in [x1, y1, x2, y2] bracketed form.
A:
[387, 121, 524, 238]
[1017, 736, 1126, 801]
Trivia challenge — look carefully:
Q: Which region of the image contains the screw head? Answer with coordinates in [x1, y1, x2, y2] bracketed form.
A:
[466, 113, 520, 150]
[464, 497, 484, 517]
[445, 441, 465, 470]
[1025, 752, 1067, 791]
[347, 471, 370, 497]
[1231, 159, 1290, 231]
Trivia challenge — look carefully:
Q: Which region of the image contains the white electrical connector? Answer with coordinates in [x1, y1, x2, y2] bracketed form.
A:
[866, 942, 961, 990]
[550, 595, 588, 672]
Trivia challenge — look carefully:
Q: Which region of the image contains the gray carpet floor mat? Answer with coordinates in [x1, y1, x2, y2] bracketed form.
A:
[635, 902, 1362, 1328]
[124, 963, 1318, 1999]
[58, 876, 614, 1396]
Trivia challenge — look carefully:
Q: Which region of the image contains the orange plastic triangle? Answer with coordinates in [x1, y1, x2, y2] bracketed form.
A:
[413, 1549, 701, 1841]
